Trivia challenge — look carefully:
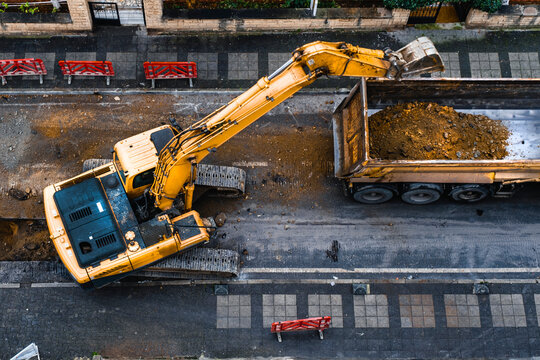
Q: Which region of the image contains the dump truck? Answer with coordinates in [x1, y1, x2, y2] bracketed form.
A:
[333, 78, 540, 204]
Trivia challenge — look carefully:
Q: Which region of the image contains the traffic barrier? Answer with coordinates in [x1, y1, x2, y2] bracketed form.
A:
[58, 60, 115, 86]
[144, 61, 197, 88]
[0, 58, 47, 85]
[271, 316, 332, 342]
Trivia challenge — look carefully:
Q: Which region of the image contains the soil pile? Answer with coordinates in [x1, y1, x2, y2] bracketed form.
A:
[368, 102, 510, 160]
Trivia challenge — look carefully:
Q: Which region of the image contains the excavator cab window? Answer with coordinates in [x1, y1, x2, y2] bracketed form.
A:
[133, 168, 155, 189]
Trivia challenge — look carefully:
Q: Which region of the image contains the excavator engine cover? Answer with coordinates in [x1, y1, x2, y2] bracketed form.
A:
[174, 214, 203, 241]
[53, 178, 126, 268]
[139, 216, 172, 247]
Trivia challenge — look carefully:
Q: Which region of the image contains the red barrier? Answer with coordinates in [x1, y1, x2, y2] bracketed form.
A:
[271, 316, 332, 342]
[143, 61, 197, 88]
[58, 60, 115, 86]
[0, 58, 47, 85]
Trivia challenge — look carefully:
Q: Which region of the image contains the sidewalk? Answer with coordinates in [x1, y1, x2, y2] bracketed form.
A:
[2, 279, 540, 358]
[0, 28, 539, 90]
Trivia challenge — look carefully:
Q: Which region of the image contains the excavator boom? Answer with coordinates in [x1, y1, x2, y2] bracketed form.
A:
[151, 37, 444, 210]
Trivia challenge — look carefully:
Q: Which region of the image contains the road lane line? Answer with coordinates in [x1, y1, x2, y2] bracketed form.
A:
[5, 277, 540, 289]
[0, 89, 342, 96]
[232, 161, 269, 167]
[243, 267, 540, 274]
[0, 102, 133, 106]
[118, 278, 540, 287]
[30, 282, 78, 288]
[0, 283, 20, 288]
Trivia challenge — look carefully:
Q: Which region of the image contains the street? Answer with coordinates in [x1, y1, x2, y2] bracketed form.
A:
[0, 89, 539, 358]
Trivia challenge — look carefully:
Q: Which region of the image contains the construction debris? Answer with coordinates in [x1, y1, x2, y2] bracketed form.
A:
[326, 240, 340, 262]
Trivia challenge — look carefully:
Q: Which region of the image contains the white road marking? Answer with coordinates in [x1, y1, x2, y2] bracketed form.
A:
[0, 283, 20, 288]
[0, 89, 342, 96]
[118, 277, 540, 287]
[30, 282, 78, 288]
[232, 161, 269, 167]
[0, 102, 132, 106]
[4, 275, 540, 289]
[243, 267, 540, 274]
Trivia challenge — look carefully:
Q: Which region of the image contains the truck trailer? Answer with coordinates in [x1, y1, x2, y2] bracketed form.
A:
[334, 78, 540, 204]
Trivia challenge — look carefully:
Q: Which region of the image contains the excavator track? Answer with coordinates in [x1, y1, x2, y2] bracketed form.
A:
[0, 248, 239, 284]
[139, 248, 240, 279]
[195, 164, 246, 198]
[83, 160, 246, 198]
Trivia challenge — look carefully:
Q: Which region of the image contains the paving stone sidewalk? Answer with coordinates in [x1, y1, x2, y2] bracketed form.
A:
[3, 281, 540, 359]
[0, 28, 539, 90]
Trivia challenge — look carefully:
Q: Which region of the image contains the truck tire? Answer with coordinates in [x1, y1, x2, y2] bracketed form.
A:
[449, 184, 489, 203]
[82, 159, 112, 172]
[352, 185, 394, 204]
[401, 183, 442, 205]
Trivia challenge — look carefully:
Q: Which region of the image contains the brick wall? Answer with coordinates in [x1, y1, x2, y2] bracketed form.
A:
[144, 0, 410, 32]
[0, 0, 92, 34]
[466, 5, 540, 28]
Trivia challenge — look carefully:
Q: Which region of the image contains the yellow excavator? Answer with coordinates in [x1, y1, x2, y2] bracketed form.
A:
[44, 38, 443, 288]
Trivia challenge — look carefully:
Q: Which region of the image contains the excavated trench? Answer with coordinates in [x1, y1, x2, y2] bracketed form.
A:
[0, 219, 55, 261]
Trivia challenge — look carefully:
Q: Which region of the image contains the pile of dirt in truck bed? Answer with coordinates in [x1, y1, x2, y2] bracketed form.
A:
[368, 102, 510, 160]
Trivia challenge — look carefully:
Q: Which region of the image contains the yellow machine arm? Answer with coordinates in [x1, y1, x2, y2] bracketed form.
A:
[151, 37, 444, 210]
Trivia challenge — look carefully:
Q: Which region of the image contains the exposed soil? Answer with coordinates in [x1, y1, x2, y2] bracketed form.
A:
[204, 123, 335, 206]
[0, 94, 185, 260]
[0, 220, 55, 261]
[368, 102, 510, 160]
[2, 94, 335, 261]
[0, 94, 185, 219]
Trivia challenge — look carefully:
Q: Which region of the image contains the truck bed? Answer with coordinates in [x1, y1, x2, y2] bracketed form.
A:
[365, 108, 540, 160]
[333, 79, 540, 182]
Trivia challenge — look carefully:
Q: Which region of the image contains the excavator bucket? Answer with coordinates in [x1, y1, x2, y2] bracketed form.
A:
[387, 37, 445, 78]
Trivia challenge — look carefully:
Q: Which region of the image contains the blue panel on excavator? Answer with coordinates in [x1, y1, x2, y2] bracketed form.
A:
[53, 177, 126, 268]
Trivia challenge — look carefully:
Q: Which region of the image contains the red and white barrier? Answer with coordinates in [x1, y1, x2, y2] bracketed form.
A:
[271, 316, 332, 342]
[0, 58, 47, 85]
[58, 60, 115, 85]
[144, 61, 197, 88]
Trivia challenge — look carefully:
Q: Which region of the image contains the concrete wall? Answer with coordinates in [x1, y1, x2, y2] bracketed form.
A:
[466, 5, 540, 28]
[144, 0, 410, 32]
[0, 0, 92, 34]
[2, 0, 538, 35]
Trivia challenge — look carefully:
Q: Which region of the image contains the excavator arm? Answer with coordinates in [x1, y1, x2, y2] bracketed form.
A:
[151, 37, 444, 211]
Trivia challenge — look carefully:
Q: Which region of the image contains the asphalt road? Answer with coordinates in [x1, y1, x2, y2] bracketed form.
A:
[0, 91, 539, 273]
[0, 91, 539, 359]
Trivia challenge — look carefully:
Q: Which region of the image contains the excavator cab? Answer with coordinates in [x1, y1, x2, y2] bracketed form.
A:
[113, 125, 175, 200]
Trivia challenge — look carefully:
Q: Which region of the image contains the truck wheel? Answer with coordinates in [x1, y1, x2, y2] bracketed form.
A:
[352, 185, 394, 204]
[449, 184, 489, 202]
[401, 183, 442, 205]
[82, 158, 112, 172]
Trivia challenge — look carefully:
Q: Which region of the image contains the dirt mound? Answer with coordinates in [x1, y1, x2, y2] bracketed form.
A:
[368, 102, 510, 160]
